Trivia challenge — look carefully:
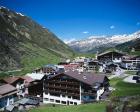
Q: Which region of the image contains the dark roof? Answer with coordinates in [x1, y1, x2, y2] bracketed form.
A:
[88, 61, 99, 65]
[3, 77, 24, 84]
[98, 51, 124, 57]
[0, 84, 17, 95]
[49, 70, 107, 86]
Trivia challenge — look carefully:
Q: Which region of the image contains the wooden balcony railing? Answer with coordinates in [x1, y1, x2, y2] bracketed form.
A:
[47, 80, 79, 85]
[44, 89, 80, 97]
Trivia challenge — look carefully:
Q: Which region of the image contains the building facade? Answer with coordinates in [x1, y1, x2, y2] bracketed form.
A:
[0, 84, 17, 109]
[97, 51, 124, 63]
[43, 71, 109, 105]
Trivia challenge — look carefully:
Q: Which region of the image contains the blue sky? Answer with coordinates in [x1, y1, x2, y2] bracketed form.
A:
[0, 0, 140, 41]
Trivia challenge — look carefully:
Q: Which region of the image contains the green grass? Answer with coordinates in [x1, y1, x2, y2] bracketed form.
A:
[0, 68, 32, 78]
[129, 51, 140, 55]
[110, 78, 140, 97]
[124, 71, 137, 75]
[29, 103, 106, 112]
[74, 53, 95, 58]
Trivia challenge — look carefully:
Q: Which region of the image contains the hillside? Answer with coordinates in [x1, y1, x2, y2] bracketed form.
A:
[67, 31, 140, 53]
[116, 37, 140, 54]
[0, 7, 74, 71]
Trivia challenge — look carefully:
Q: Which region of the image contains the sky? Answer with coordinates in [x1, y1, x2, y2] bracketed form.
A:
[0, 0, 140, 41]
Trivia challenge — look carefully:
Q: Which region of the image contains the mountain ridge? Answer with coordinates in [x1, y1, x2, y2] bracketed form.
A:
[67, 31, 140, 53]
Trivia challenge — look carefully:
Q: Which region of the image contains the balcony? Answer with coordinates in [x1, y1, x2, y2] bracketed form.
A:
[44, 89, 80, 97]
[44, 85, 79, 91]
[47, 80, 79, 85]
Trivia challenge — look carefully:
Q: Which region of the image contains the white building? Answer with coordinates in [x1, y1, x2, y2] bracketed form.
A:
[43, 70, 109, 105]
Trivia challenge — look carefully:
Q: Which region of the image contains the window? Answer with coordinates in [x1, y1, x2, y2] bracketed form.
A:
[73, 96, 80, 100]
[68, 96, 71, 98]
[55, 100, 60, 103]
[61, 101, 66, 104]
[62, 95, 65, 97]
[50, 93, 60, 97]
[74, 102, 77, 105]
[70, 102, 73, 104]
[50, 99, 54, 102]
[44, 98, 48, 101]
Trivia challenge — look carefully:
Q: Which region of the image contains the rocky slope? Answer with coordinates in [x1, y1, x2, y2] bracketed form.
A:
[116, 36, 140, 53]
[68, 31, 140, 53]
[0, 6, 74, 71]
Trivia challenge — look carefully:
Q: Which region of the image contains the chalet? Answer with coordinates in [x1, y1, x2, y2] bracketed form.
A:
[86, 60, 105, 72]
[43, 70, 109, 105]
[3, 77, 25, 98]
[97, 51, 124, 63]
[33, 64, 65, 75]
[73, 57, 88, 67]
[87, 61, 99, 71]
[0, 84, 17, 109]
[42, 64, 58, 74]
[59, 63, 79, 71]
[26, 73, 46, 97]
[121, 55, 140, 70]
[22, 76, 34, 95]
[105, 62, 118, 73]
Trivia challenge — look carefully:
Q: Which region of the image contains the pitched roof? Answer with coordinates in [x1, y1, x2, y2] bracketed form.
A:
[26, 73, 44, 80]
[66, 71, 106, 85]
[22, 76, 34, 83]
[98, 50, 124, 57]
[0, 84, 17, 95]
[3, 77, 24, 84]
[49, 70, 107, 86]
[22, 76, 34, 86]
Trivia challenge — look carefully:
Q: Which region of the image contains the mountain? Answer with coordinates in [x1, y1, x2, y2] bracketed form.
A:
[0, 6, 74, 71]
[67, 31, 140, 53]
[116, 33, 140, 53]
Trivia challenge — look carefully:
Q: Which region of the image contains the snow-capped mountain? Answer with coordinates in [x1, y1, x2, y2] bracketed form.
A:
[67, 31, 140, 53]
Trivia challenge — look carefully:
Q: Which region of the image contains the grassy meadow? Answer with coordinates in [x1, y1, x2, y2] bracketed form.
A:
[29, 103, 106, 112]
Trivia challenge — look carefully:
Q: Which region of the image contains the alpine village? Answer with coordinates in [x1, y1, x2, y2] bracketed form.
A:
[0, 2, 140, 112]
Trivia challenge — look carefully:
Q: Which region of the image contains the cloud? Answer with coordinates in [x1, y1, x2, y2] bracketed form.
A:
[110, 25, 115, 29]
[82, 31, 89, 34]
[63, 38, 76, 44]
[136, 22, 140, 26]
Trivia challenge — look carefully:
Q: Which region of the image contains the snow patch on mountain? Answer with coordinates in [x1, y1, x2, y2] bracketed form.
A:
[67, 31, 140, 53]
[16, 12, 25, 16]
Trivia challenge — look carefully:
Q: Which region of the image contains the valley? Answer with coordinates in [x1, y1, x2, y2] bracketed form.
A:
[0, 3, 140, 112]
